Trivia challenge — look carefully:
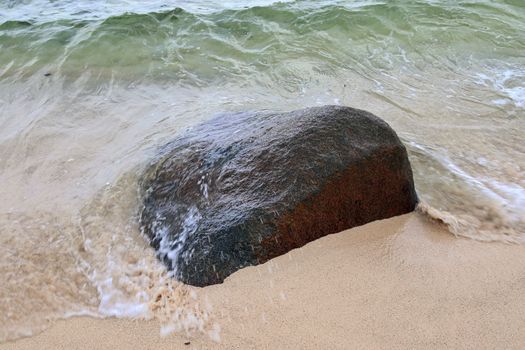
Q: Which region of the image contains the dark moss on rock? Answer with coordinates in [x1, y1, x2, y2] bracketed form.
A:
[140, 105, 417, 286]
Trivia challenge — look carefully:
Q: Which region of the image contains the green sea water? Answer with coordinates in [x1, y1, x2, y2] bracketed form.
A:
[0, 0, 524, 342]
[2, 1, 525, 85]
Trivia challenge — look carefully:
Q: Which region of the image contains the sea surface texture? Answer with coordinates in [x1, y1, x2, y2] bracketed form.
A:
[1, 0, 524, 342]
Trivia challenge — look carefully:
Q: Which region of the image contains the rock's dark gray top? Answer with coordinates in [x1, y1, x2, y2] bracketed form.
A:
[140, 105, 418, 286]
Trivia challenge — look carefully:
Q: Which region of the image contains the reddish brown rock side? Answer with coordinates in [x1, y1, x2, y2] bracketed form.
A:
[258, 148, 415, 261]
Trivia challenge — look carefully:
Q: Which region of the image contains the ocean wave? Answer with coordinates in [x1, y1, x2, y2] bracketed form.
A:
[1, 2, 524, 83]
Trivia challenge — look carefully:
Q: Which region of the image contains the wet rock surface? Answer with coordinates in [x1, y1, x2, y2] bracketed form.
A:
[140, 105, 417, 286]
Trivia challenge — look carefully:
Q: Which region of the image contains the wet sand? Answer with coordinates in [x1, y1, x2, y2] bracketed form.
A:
[3, 212, 525, 350]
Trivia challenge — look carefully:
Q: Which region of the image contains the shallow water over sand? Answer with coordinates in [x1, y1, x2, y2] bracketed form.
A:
[0, 0, 524, 342]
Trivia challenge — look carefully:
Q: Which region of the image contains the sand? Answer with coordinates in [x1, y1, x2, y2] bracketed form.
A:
[2, 212, 525, 350]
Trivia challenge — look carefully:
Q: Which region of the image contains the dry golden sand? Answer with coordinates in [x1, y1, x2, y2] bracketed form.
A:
[2, 212, 525, 350]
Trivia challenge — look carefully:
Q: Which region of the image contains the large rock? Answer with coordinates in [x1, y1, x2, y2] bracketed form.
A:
[140, 105, 417, 286]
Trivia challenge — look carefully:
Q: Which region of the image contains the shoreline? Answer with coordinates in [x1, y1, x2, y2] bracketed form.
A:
[3, 212, 525, 349]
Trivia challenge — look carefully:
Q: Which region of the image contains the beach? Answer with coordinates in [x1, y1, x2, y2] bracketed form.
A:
[1, 0, 524, 347]
[3, 212, 525, 349]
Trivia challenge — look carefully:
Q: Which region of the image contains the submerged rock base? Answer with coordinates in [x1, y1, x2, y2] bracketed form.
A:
[140, 106, 417, 286]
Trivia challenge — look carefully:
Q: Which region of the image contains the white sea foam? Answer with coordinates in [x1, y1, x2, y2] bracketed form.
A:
[410, 141, 525, 242]
[476, 68, 525, 108]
